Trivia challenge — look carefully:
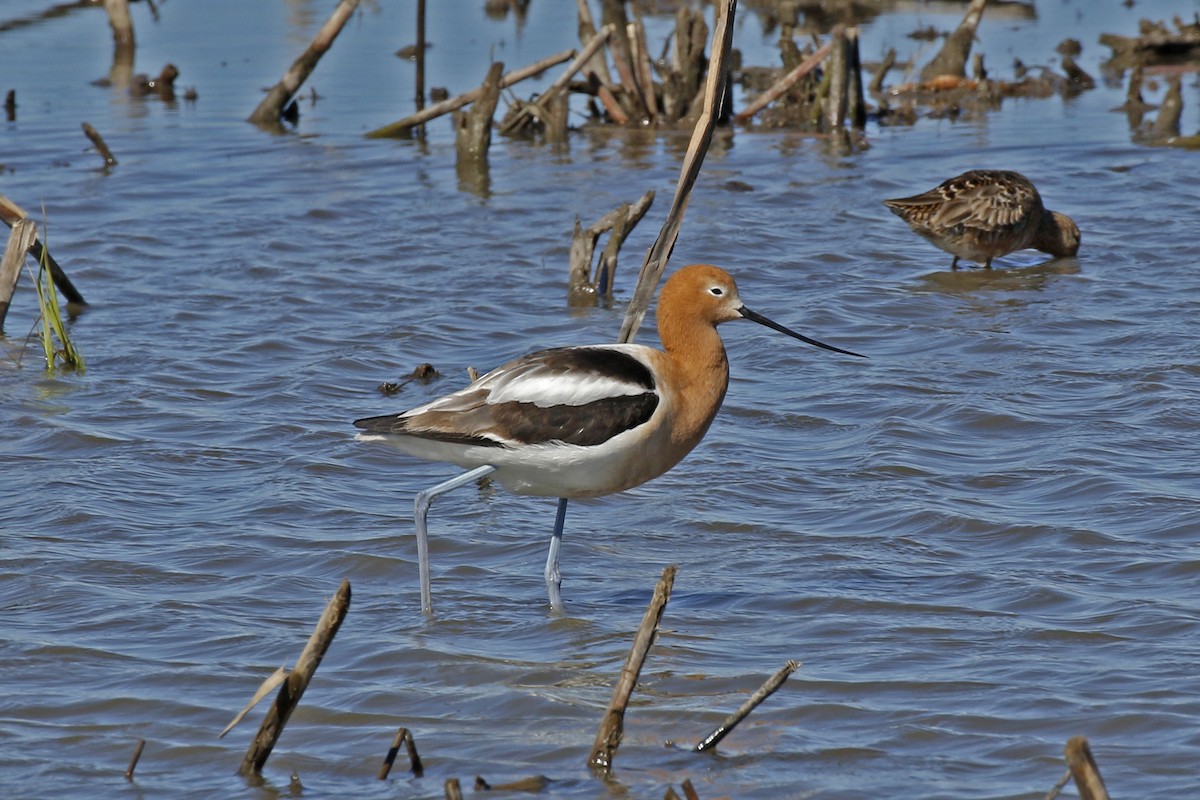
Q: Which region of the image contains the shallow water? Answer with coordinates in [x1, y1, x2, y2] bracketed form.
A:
[2, 0, 1200, 797]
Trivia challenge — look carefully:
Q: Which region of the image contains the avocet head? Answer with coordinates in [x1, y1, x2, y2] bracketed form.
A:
[660, 264, 866, 358]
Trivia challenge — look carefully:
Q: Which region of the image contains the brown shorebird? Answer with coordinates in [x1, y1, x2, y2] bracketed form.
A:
[884, 169, 1081, 270]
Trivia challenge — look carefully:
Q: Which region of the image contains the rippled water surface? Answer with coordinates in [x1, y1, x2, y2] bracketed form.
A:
[3, 1, 1200, 797]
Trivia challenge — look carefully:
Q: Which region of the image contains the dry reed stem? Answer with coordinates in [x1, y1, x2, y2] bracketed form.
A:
[617, 0, 736, 344]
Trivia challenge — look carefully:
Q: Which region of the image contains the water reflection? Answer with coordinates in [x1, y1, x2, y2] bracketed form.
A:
[915, 257, 1082, 295]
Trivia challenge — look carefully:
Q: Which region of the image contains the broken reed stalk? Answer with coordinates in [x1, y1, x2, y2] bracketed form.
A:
[248, 0, 361, 126]
[600, 0, 644, 120]
[695, 659, 799, 752]
[588, 564, 677, 773]
[82, 122, 118, 167]
[124, 739, 145, 781]
[499, 25, 615, 135]
[455, 62, 503, 160]
[681, 778, 700, 800]
[919, 0, 986, 82]
[734, 39, 833, 123]
[377, 727, 423, 779]
[568, 190, 655, 304]
[444, 777, 463, 799]
[617, 0, 737, 344]
[1064, 736, 1110, 800]
[0, 195, 86, 305]
[367, 49, 575, 138]
[238, 579, 351, 775]
[0, 219, 36, 332]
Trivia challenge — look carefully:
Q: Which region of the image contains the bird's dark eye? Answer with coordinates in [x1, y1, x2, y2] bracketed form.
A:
[709, 286, 724, 296]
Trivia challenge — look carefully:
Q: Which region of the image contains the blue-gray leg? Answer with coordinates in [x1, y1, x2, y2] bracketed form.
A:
[413, 465, 496, 615]
[544, 497, 569, 612]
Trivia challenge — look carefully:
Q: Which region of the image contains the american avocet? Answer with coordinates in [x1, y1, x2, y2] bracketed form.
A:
[884, 169, 1081, 270]
[355, 263, 864, 614]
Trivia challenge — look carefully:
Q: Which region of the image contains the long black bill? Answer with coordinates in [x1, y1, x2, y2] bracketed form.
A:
[739, 306, 867, 358]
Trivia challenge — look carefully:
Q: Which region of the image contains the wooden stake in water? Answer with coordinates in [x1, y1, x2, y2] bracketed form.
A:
[238, 579, 351, 775]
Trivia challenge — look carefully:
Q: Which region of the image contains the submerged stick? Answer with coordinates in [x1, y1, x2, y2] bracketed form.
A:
[617, 0, 736, 344]
[367, 49, 574, 138]
[377, 727, 423, 779]
[82, 122, 118, 167]
[0, 196, 86, 306]
[1064, 736, 1110, 800]
[238, 579, 351, 775]
[588, 565, 676, 773]
[124, 739, 146, 781]
[249, 0, 361, 126]
[695, 660, 799, 752]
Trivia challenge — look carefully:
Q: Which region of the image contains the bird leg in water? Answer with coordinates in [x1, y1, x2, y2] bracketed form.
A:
[413, 465, 497, 615]
[544, 498, 569, 612]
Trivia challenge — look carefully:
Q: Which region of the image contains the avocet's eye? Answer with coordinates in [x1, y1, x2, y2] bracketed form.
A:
[709, 286, 724, 296]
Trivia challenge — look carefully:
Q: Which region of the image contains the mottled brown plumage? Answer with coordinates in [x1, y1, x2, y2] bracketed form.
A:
[884, 170, 1081, 269]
